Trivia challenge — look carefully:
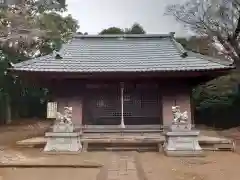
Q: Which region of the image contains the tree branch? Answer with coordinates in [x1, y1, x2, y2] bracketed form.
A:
[233, 11, 240, 39]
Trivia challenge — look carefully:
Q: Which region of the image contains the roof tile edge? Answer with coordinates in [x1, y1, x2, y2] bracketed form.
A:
[72, 32, 175, 39]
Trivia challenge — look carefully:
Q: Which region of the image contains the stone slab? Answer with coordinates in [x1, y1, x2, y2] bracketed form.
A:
[43, 151, 82, 155]
[17, 135, 233, 146]
[45, 132, 81, 137]
[166, 131, 200, 136]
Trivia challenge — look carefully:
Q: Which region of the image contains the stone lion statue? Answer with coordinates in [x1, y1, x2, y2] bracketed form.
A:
[55, 107, 73, 125]
[172, 106, 188, 124]
[53, 107, 73, 132]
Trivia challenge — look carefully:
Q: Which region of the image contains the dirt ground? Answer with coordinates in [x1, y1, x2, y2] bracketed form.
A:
[0, 120, 240, 180]
[0, 167, 100, 180]
[0, 119, 51, 147]
[0, 150, 240, 180]
[140, 152, 240, 180]
[0, 149, 105, 180]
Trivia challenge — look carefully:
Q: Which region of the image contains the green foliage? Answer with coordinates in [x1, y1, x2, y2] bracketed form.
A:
[0, 1, 79, 123]
[35, 0, 67, 12]
[192, 71, 240, 128]
[37, 13, 79, 54]
[99, 23, 146, 35]
[125, 23, 146, 34]
[99, 27, 124, 35]
[193, 72, 240, 109]
[176, 36, 238, 111]
[38, 13, 78, 40]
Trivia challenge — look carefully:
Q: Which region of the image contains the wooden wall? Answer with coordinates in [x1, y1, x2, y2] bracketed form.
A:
[50, 79, 192, 126]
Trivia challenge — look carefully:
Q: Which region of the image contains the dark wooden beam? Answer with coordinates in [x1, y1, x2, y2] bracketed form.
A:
[10, 68, 233, 90]
[10, 68, 233, 80]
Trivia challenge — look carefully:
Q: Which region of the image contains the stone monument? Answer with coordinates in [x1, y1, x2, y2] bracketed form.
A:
[164, 106, 203, 157]
[44, 107, 82, 153]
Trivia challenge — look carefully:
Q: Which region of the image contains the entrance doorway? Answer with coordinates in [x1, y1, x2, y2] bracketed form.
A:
[123, 83, 161, 125]
[82, 82, 162, 125]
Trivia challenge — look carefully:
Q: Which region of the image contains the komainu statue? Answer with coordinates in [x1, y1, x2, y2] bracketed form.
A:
[53, 107, 73, 132]
[164, 106, 203, 157]
[44, 106, 82, 152]
[56, 107, 73, 125]
[172, 106, 188, 124]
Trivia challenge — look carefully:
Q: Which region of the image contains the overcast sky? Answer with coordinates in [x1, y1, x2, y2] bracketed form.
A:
[64, 0, 190, 37]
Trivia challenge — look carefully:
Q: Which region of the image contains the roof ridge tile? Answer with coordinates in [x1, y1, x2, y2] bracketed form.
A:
[73, 33, 173, 39]
[171, 37, 188, 58]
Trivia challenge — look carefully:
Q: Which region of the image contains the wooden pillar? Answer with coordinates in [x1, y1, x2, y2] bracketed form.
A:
[176, 93, 192, 124]
[162, 95, 176, 126]
[190, 94, 195, 124]
[56, 97, 67, 113]
[68, 97, 83, 126]
[120, 82, 125, 128]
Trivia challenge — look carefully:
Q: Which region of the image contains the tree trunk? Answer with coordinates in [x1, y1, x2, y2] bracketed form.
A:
[229, 10, 240, 65]
[234, 9, 240, 39]
[5, 94, 11, 124]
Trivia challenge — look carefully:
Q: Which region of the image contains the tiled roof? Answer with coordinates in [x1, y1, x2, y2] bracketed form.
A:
[11, 33, 234, 73]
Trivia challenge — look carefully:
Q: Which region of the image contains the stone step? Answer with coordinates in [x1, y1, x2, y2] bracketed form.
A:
[87, 146, 158, 152]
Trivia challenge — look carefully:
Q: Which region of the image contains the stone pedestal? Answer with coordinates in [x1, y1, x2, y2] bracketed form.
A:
[44, 132, 82, 153]
[164, 123, 204, 157]
[44, 107, 82, 153]
[170, 123, 192, 131]
[53, 122, 74, 132]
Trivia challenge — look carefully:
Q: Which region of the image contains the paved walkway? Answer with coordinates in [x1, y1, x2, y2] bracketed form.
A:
[98, 152, 144, 180]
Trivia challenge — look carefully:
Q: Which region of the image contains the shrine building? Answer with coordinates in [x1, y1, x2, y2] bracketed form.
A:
[8, 33, 234, 127]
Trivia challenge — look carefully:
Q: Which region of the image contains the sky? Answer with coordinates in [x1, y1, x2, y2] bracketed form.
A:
[63, 0, 190, 37]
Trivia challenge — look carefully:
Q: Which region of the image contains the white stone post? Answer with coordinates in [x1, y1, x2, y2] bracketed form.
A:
[120, 82, 125, 128]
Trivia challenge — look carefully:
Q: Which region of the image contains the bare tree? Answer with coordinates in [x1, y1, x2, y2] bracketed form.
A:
[166, 0, 240, 64]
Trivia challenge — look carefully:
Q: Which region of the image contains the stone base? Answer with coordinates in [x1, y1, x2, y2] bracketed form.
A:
[170, 123, 192, 131]
[164, 150, 204, 157]
[43, 132, 82, 153]
[164, 130, 204, 157]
